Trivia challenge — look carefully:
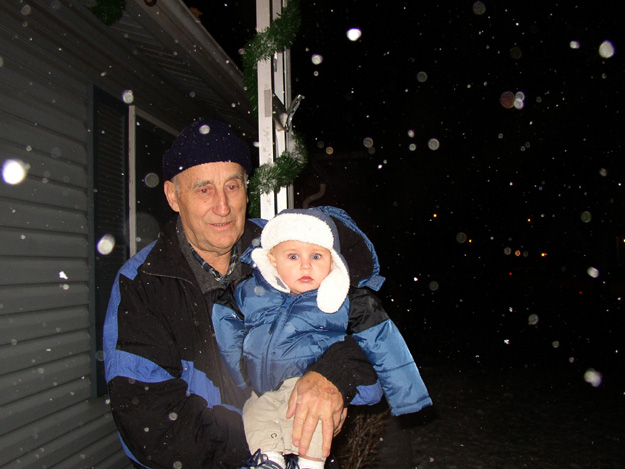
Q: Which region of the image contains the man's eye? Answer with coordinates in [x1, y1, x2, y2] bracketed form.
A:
[227, 183, 240, 191]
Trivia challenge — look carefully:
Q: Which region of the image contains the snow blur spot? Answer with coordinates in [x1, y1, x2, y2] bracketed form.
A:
[584, 368, 603, 387]
[0, 56, 4, 67]
[311, 54, 323, 65]
[413, 277, 418, 282]
[569, 40, 581, 49]
[586, 267, 599, 278]
[254, 285, 266, 296]
[97, 234, 116, 255]
[407, 129, 415, 138]
[169, 412, 179, 421]
[598, 40, 615, 59]
[510, 46, 522, 60]
[552, 340, 560, 348]
[346, 28, 362, 41]
[504, 339, 510, 345]
[599, 168, 608, 177]
[409, 143, 417, 151]
[122, 90, 134, 104]
[21, 4, 32, 15]
[500, 91, 515, 109]
[2, 159, 29, 185]
[199, 124, 210, 135]
[456, 232, 467, 244]
[95, 350, 104, 361]
[363, 137, 374, 148]
[528, 314, 539, 325]
[429, 281, 439, 291]
[144, 172, 160, 188]
[472, 1, 486, 15]
[580, 211, 592, 223]
[428, 138, 440, 150]
[417, 71, 428, 83]
[58, 271, 68, 280]
[173, 462, 183, 469]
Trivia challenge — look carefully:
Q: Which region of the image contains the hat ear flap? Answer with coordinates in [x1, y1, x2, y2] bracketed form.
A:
[250, 248, 290, 293]
[317, 253, 350, 313]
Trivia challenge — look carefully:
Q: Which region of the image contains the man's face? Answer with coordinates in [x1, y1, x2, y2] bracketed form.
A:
[164, 162, 247, 263]
[268, 240, 333, 294]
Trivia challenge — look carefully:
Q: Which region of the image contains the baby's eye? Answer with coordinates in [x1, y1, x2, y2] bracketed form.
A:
[311, 254, 322, 260]
[288, 254, 299, 260]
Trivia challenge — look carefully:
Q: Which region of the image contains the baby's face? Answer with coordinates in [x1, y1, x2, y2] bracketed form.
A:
[268, 240, 333, 294]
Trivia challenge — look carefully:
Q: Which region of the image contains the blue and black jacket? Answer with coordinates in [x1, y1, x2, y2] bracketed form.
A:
[103, 215, 379, 469]
[213, 206, 432, 416]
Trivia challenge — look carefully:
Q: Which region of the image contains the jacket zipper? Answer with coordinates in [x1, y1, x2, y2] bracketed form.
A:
[262, 294, 296, 392]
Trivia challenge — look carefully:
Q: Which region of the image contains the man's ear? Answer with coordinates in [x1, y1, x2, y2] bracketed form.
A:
[164, 180, 180, 212]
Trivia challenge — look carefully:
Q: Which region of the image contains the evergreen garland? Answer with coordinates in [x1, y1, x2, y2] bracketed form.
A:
[91, 0, 125, 25]
[242, 0, 301, 116]
[248, 133, 308, 218]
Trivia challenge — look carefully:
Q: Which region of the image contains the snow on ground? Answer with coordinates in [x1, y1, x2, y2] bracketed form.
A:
[374, 359, 624, 468]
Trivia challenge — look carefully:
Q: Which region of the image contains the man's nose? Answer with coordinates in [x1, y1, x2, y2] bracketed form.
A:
[213, 190, 231, 216]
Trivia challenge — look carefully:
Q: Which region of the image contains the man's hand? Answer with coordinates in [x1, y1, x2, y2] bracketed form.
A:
[286, 371, 346, 458]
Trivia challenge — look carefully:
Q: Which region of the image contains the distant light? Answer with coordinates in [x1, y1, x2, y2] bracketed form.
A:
[540, 252, 548, 257]
[433, 213, 437, 218]
[2, 159, 29, 185]
[598, 40, 615, 59]
[346, 28, 362, 41]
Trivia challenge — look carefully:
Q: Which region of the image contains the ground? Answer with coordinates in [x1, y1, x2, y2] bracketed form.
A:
[368, 359, 625, 469]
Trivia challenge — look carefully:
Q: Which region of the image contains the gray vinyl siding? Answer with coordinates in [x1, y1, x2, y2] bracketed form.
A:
[0, 0, 252, 467]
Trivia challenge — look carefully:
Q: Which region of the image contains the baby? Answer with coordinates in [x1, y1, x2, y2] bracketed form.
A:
[213, 207, 432, 469]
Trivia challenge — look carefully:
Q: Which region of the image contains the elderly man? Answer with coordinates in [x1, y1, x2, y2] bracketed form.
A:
[103, 119, 378, 468]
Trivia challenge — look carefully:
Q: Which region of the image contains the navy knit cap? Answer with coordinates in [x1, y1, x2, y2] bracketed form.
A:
[162, 118, 253, 180]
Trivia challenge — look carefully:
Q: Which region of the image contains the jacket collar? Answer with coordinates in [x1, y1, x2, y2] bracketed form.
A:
[142, 215, 261, 293]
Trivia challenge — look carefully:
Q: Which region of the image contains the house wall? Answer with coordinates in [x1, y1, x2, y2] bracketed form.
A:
[0, 1, 247, 467]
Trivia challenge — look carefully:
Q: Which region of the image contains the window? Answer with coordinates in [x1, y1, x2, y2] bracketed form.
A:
[89, 87, 176, 396]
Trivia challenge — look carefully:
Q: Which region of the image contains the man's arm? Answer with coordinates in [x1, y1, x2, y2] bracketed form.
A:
[104, 272, 249, 468]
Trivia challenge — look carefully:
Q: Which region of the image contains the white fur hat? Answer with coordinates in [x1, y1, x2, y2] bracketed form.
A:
[251, 208, 350, 313]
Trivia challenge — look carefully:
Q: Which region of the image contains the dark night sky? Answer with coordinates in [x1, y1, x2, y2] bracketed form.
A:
[191, 1, 624, 381]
